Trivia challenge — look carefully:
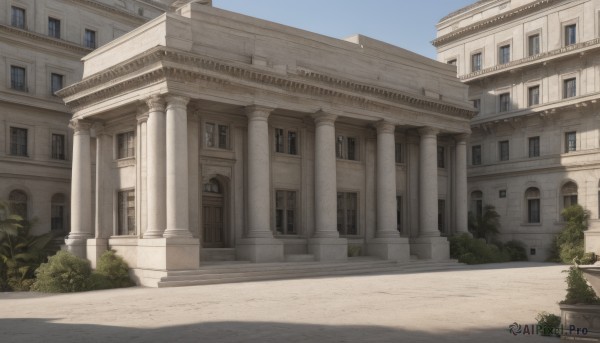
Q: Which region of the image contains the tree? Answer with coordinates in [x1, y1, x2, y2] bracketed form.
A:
[555, 205, 589, 264]
[468, 204, 500, 243]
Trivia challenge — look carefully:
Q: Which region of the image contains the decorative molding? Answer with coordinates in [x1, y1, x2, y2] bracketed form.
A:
[417, 127, 440, 137]
[116, 157, 136, 168]
[375, 120, 396, 134]
[432, 0, 567, 47]
[166, 95, 190, 110]
[67, 0, 146, 24]
[69, 119, 93, 133]
[245, 105, 273, 120]
[58, 47, 476, 120]
[0, 24, 92, 55]
[312, 111, 338, 126]
[145, 96, 165, 112]
[439, 0, 497, 23]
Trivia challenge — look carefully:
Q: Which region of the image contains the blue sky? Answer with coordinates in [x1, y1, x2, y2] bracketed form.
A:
[212, 0, 475, 59]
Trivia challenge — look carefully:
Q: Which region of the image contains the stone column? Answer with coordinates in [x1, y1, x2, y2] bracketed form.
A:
[308, 111, 347, 261]
[136, 110, 149, 237]
[368, 121, 409, 261]
[237, 105, 283, 262]
[188, 113, 200, 238]
[412, 126, 449, 260]
[65, 119, 93, 258]
[143, 96, 167, 238]
[164, 96, 192, 238]
[454, 133, 469, 235]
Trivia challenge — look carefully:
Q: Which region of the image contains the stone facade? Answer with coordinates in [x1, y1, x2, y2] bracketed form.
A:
[436, 0, 600, 261]
[58, 2, 473, 286]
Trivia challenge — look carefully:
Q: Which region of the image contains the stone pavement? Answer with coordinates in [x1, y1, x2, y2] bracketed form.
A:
[0, 262, 568, 342]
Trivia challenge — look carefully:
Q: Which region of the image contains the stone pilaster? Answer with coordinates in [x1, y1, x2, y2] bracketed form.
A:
[368, 120, 409, 261]
[454, 133, 469, 235]
[144, 96, 167, 238]
[237, 105, 283, 262]
[65, 119, 93, 258]
[308, 111, 347, 261]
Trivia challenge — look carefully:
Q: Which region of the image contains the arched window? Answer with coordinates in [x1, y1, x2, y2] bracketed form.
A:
[203, 178, 221, 194]
[51, 193, 66, 232]
[525, 187, 540, 223]
[561, 181, 578, 209]
[471, 191, 483, 218]
[8, 190, 28, 220]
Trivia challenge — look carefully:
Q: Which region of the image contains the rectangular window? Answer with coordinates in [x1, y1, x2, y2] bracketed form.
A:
[528, 199, 540, 223]
[563, 78, 576, 98]
[117, 190, 135, 236]
[472, 145, 482, 165]
[288, 130, 297, 155]
[48, 17, 61, 38]
[274, 128, 297, 155]
[52, 134, 65, 160]
[337, 192, 358, 235]
[84, 29, 96, 49]
[51, 73, 64, 95]
[437, 146, 445, 168]
[336, 135, 358, 161]
[11, 7, 25, 29]
[528, 86, 540, 106]
[396, 196, 402, 233]
[472, 99, 481, 111]
[205, 122, 228, 149]
[275, 128, 284, 153]
[528, 136, 540, 158]
[10, 127, 28, 156]
[499, 140, 509, 161]
[438, 199, 446, 234]
[10, 66, 26, 91]
[565, 131, 576, 152]
[395, 142, 403, 163]
[565, 24, 577, 46]
[117, 131, 135, 159]
[471, 53, 482, 72]
[499, 93, 510, 112]
[51, 203, 65, 231]
[275, 190, 297, 235]
[528, 34, 540, 56]
[498, 45, 510, 64]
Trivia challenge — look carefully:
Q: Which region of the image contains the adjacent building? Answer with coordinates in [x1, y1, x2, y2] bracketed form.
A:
[58, 2, 474, 285]
[435, 0, 600, 260]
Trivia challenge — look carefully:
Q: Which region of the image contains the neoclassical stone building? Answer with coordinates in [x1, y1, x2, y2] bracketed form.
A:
[436, 0, 600, 260]
[58, 2, 473, 284]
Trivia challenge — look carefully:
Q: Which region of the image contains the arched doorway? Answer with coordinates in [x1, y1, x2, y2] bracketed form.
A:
[202, 178, 226, 248]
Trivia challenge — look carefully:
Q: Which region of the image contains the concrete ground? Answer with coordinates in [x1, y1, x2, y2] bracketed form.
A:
[0, 262, 569, 343]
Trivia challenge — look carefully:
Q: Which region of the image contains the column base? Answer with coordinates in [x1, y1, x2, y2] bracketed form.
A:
[86, 239, 109, 269]
[236, 237, 284, 263]
[309, 237, 348, 261]
[64, 238, 89, 258]
[411, 236, 450, 261]
[137, 237, 200, 270]
[368, 237, 410, 261]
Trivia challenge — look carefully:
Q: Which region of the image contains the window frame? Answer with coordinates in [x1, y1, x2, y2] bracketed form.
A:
[274, 190, 298, 236]
[50, 73, 64, 95]
[335, 134, 359, 161]
[274, 127, 299, 156]
[10, 6, 26, 29]
[9, 126, 28, 157]
[526, 187, 541, 224]
[204, 121, 230, 150]
[528, 85, 540, 106]
[498, 92, 511, 112]
[10, 65, 27, 92]
[337, 191, 359, 236]
[528, 136, 540, 158]
[116, 131, 135, 159]
[116, 189, 136, 236]
[51, 133, 66, 160]
[84, 28, 97, 49]
[527, 32, 541, 56]
[498, 140, 509, 161]
[470, 51, 483, 72]
[471, 145, 482, 165]
[498, 44, 511, 65]
[437, 146, 445, 169]
[564, 22, 578, 47]
[51, 193, 68, 232]
[563, 77, 577, 99]
[48, 17, 61, 39]
[565, 131, 577, 153]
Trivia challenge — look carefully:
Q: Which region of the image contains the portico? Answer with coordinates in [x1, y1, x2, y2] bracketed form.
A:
[58, 2, 473, 286]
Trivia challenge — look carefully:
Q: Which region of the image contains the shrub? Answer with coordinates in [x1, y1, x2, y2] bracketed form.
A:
[468, 205, 500, 243]
[577, 252, 597, 265]
[450, 234, 528, 264]
[551, 205, 589, 264]
[502, 240, 528, 261]
[535, 312, 561, 337]
[95, 250, 134, 288]
[32, 250, 93, 293]
[561, 266, 600, 305]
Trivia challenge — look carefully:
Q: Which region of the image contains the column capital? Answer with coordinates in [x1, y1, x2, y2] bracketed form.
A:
[245, 105, 274, 120]
[375, 120, 396, 134]
[454, 133, 470, 144]
[166, 95, 190, 110]
[91, 122, 110, 137]
[146, 96, 165, 112]
[311, 110, 337, 126]
[417, 126, 439, 137]
[69, 119, 93, 133]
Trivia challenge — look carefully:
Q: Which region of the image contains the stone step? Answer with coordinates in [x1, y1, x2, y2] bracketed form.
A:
[157, 260, 466, 287]
[284, 254, 316, 262]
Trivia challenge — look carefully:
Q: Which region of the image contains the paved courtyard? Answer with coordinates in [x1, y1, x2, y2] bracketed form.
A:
[1, 262, 568, 342]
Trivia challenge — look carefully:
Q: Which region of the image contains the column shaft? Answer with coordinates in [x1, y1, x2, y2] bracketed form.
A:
[419, 127, 440, 237]
[94, 130, 113, 239]
[144, 97, 167, 238]
[455, 134, 469, 234]
[164, 96, 191, 238]
[68, 120, 93, 245]
[376, 121, 398, 238]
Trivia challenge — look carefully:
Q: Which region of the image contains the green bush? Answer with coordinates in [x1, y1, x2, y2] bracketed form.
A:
[535, 312, 561, 337]
[32, 250, 93, 293]
[561, 266, 600, 305]
[95, 250, 134, 288]
[468, 205, 500, 243]
[550, 205, 589, 264]
[450, 234, 528, 264]
[577, 252, 597, 265]
[502, 240, 528, 261]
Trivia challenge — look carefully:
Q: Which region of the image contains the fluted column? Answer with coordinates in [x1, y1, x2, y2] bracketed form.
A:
[136, 110, 149, 237]
[419, 127, 440, 237]
[143, 96, 167, 238]
[66, 119, 93, 258]
[375, 121, 398, 238]
[94, 125, 112, 239]
[245, 105, 274, 238]
[313, 112, 340, 238]
[164, 95, 191, 238]
[455, 133, 469, 234]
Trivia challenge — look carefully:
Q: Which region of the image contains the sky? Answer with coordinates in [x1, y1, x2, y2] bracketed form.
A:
[211, 0, 476, 60]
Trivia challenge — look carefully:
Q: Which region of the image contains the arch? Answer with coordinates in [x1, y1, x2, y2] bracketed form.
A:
[8, 189, 28, 220]
[525, 187, 540, 224]
[51, 193, 68, 232]
[560, 181, 578, 209]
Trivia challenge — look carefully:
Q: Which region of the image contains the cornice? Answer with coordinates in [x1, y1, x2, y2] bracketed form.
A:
[0, 24, 92, 55]
[67, 0, 147, 24]
[438, 0, 498, 23]
[58, 47, 476, 120]
[461, 37, 600, 82]
[432, 0, 568, 48]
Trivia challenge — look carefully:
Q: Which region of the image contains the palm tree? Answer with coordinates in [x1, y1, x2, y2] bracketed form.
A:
[468, 204, 500, 243]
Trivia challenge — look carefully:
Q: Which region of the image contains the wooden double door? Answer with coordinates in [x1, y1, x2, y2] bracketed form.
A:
[202, 195, 225, 248]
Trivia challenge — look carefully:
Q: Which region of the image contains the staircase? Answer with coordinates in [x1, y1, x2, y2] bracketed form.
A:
[156, 257, 466, 288]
